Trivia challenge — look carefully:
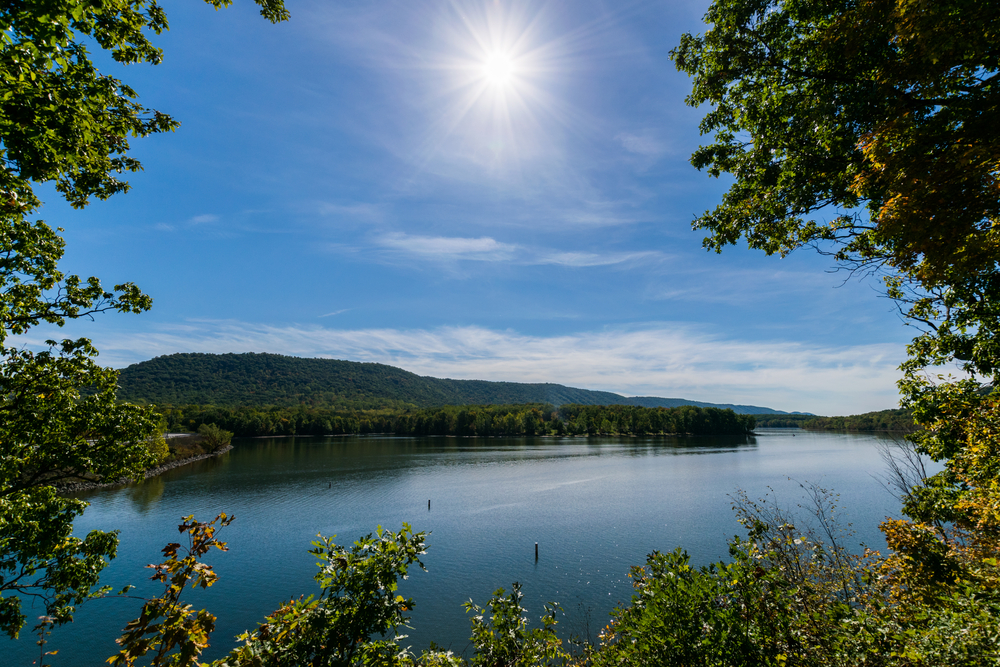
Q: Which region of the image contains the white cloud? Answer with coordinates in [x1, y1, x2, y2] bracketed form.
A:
[190, 214, 220, 225]
[371, 232, 664, 267]
[375, 232, 518, 261]
[47, 321, 905, 415]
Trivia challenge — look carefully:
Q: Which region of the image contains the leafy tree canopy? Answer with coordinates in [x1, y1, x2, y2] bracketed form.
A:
[672, 0, 1000, 662]
[672, 0, 1000, 386]
[672, 0, 999, 285]
[0, 0, 288, 212]
[0, 0, 288, 640]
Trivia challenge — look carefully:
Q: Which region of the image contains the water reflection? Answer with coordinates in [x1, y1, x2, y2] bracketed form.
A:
[123, 476, 164, 513]
[29, 431, 901, 667]
[225, 433, 760, 471]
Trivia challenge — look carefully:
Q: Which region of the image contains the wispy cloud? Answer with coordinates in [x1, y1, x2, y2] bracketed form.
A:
[616, 132, 665, 157]
[152, 213, 220, 233]
[536, 250, 660, 267]
[318, 309, 350, 318]
[372, 232, 664, 267]
[375, 232, 518, 261]
[645, 266, 883, 308]
[43, 321, 905, 415]
[557, 209, 647, 227]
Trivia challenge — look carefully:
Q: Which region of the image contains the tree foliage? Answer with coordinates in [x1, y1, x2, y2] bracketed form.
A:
[0, 0, 288, 209]
[672, 0, 1000, 424]
[195, 423, 234, 452]
[0, 0, 288, 641]
[0, 313, 161, 640]
[218, 524, 427, 667]
[671, 0, 999, 281]
[153, 402, 755, 438]
[592, 485, 1000, 666]
[109, 514, 234, 667]
[801, 409, 917, 432]
[670, 0, 1000, 664]
[111, 519, 576, 667]
[463, 583, 569, 667]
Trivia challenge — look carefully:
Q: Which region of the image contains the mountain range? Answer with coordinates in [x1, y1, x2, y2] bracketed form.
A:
[116, 352, 810, 415]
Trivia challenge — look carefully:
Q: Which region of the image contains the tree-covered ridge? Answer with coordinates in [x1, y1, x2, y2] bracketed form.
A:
[117, 352, 790, 413]
[159, 403, 756, 438]
[802, 409, 918, 433]
[750, 413, 816, 428]
[751, 410, 918, 431]
[117, 353, 635, 407]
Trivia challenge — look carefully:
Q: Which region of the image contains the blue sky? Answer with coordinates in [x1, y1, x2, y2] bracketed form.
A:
[30, 0, 914, 415]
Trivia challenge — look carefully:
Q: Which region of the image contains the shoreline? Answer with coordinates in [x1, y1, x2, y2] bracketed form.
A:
[56, 444, 234, 493]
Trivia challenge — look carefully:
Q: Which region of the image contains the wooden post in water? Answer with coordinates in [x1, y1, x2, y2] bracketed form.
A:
[535, 542, 538, 560]
[428, 499, 431, 511]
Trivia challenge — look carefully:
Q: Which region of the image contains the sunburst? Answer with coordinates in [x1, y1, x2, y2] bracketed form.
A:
[482, 51, 517, 87]
[405, 1, 574, 178]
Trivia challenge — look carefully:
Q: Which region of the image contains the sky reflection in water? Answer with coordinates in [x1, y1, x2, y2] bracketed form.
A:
[13, 430, 911, 665]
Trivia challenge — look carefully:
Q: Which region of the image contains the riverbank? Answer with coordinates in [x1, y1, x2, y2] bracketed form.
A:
[56, 442, 233, 493]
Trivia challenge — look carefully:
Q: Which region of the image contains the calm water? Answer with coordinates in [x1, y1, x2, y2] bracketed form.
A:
[11, 429, 913, 665]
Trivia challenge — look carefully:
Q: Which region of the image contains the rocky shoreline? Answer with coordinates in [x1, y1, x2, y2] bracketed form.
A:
[56, 444, 234, 493]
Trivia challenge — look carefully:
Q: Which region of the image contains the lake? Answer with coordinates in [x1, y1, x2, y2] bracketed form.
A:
[10, 429, 915, 665]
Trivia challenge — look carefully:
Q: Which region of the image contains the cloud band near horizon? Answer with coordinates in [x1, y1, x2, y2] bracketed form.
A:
[25, 320, 905, 415]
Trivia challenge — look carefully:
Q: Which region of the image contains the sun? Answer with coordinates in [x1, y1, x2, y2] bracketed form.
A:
[412, 2, 580, 172]
[482, 52, 516, 87]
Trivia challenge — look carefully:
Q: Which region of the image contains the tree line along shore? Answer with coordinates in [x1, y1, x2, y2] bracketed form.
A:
[154, 403, 918, 439]
[69, 405, 911, 493]
[158, 402, 757, 438]
[753, 409, 918, 432]
[95, 406, 914, 493]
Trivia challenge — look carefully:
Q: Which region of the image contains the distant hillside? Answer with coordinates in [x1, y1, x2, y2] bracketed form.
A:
[802, 409, 916, 432]
[749, 414, 817, 428]
[626, 396, 808, 415]
[116, 352, 797, 414]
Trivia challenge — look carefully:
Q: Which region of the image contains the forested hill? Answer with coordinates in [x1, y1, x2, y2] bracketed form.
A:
[626, 396, 807, 413]
[116, 352, 794, 414]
